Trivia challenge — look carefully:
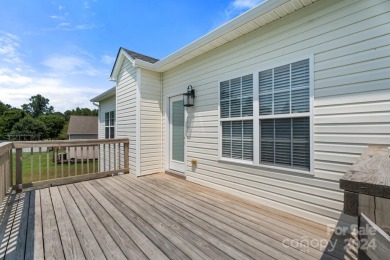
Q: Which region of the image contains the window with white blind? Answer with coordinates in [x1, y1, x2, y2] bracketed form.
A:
[220, 74, 253, 161]
[105, 111, 115, 139]
[219, 58, 312, 172]
[259, 59, 311, 170]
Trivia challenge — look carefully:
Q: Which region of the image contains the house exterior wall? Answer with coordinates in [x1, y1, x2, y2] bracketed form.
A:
[161, 0, 390, 225]
[140, 69, 163, 175]
[97, 95, 116, 171]
[116, 60, 137, 175]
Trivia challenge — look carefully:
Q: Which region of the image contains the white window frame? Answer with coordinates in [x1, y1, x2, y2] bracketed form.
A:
[105, 111, 115, 139]
[218, 55, 314, 175]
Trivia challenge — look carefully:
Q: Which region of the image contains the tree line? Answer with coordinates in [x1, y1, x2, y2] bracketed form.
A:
[0, 94, 97, 140]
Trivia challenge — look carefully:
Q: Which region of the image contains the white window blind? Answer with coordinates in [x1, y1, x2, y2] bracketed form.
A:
[220, 74, 253, 118]
[259, 59, 310, 170]
[220, 74, 253, 161]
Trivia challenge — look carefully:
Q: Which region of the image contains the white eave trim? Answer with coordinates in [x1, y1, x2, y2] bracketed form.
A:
[90, 86, 116, 102]
[110, 48, 137, 81]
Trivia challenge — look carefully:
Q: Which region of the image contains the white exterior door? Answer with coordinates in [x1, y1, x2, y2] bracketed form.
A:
[169, 95, 185, 172]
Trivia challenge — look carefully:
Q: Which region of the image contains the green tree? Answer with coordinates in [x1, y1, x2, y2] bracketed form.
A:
[38, 114, 66, 139]
[59, 122, 69, 140]
[0, 101, 12, 115]
[11, 117, 47, 137]
[0, 109, 27, 139]
[64, 107, 98, 121]
[22, 94, 54, 118]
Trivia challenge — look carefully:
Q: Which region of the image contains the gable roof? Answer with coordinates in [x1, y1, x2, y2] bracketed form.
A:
[123, 48, 159, 64]
[110, 48, 159, 80]
[67, 116, 98, 135]
[110, 0, 318, 78]
[91, 86, 116, 102]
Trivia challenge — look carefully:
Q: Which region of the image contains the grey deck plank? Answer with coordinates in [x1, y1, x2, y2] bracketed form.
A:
[94, 178, 229, 260]
[58, 185, 125, 260]
[112, 175, 269, 259]
[107, 176, 254, 260]
[0, 194, 18, 260]
[5, 192, 30, 260]
[73, 182, 157, 260]
[40, 188, 65, 260]
[160, 173, 348, 254]
[79, 181, 188, 260]
[33, 190, 44, 260]
[25, 191, 39, 260]
[145, 174, 337, 260]
[124, 174, 296, 260]
[50, 187, 86, 260]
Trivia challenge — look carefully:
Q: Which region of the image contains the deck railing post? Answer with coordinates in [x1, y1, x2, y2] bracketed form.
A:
[9, 149, 13, 189]
[15, 148, 23, 193]
[124, 141, 129, 174]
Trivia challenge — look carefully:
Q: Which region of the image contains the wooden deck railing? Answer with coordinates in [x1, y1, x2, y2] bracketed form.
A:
[12, 138, 129, 191]
[340, 146, 390, 260]
[0, 142, 12, 202]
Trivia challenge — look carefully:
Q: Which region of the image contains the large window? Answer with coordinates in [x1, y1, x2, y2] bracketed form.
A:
[220, 75, 253, 161]
[105, 111, 115, 139]
[259, 59, 310, 170]
[219, 58, 311, 172]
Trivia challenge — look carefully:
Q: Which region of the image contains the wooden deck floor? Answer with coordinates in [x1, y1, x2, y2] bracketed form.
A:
[0, 173, 357, 260]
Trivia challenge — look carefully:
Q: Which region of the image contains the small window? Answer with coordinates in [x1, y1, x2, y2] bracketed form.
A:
[105, 111, 115, 139]
[220, 74, 253, 161]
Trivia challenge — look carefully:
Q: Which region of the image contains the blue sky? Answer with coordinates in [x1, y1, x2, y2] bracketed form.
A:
[0, 0, 263, 112]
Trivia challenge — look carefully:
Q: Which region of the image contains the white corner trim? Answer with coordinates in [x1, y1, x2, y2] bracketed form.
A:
[136, 68, 142, 177]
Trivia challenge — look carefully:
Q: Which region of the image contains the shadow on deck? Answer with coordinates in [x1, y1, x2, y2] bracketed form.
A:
[0, 173, 357, 259]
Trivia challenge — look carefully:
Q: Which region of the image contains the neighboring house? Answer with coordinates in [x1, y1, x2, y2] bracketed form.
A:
[67, 115, 99, 160]
[91, 0, 390, 227]
[67, 115, 98, 140]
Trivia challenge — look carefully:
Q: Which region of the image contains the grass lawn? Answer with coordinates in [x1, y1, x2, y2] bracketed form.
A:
[12, 151, 99, 185]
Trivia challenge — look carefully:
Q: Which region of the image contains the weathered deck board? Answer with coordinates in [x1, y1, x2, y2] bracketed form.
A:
[107, 176, 253, 260]
[6, 192, 30, 260]
[50, 187, 86, 259]
[145, 174, 347, 259]
[94, 178, 231, 260]
[58, 185, 125, 260]
[0, 173, 356, 260]
[40, 188, 65, 260]
[75, 182, 158, 260]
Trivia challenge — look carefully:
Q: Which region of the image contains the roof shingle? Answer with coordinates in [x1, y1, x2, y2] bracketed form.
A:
[122, 48, 159, 64]
[67, 116, 98, 135]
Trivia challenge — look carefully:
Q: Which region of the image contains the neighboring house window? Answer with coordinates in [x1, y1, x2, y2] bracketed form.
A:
[105, 111, 115, 139]
[220, 75, 253, 161]
[259, 59, 310, 170]
[219, 58, 311, 172]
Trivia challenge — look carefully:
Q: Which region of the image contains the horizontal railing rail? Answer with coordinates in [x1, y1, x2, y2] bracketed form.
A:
[11, 138, 129, 191]
[0, 142, 13, 202]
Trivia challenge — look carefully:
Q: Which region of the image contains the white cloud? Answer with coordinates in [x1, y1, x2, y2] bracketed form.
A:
[0, 31, 111, 112]
[0, 32, 22, 64]
[101, 55, 115, 65]
[42, 55, 101, 76]
[0, 76, 102, 112]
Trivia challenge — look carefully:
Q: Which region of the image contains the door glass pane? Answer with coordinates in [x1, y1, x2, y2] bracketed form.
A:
[172, 100, 185, 162]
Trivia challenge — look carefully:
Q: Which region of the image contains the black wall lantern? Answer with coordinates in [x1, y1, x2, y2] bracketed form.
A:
[183, 85, 195, 107]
